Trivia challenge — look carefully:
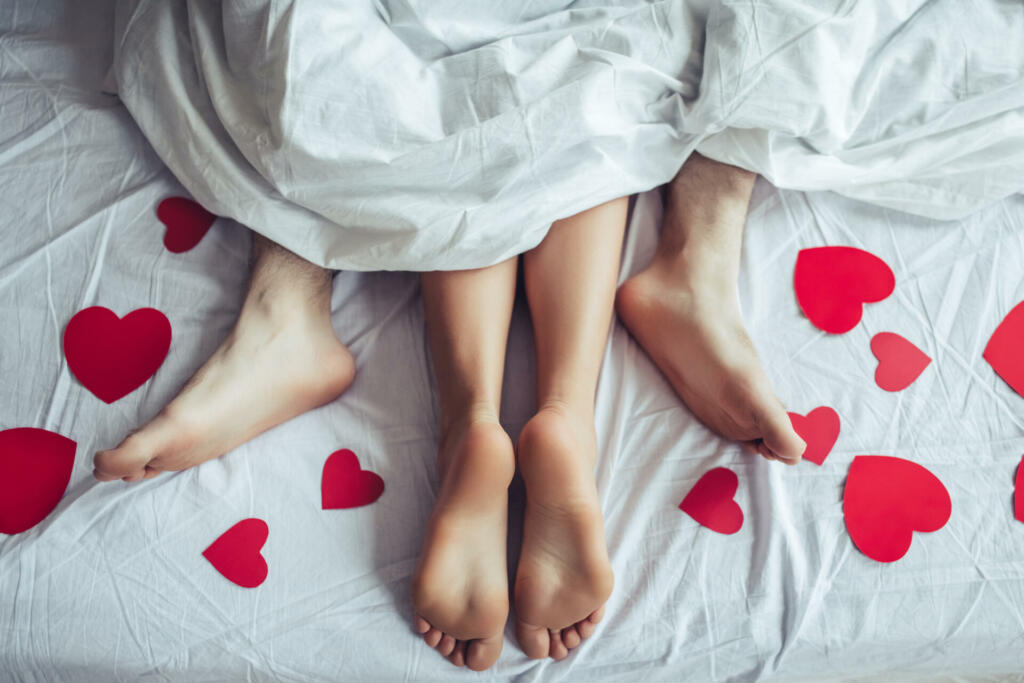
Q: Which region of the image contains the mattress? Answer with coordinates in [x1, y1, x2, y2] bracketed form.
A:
[2, 2, 1024, 682]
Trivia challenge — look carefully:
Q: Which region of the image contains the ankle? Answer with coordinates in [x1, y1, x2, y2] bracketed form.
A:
[440, 402, 501, 440]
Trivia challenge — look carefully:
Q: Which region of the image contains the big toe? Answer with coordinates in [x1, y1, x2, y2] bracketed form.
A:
[515, 620, 551, 660]
[755, 398, 805, 464]
[465, 632, 504, 671]
[94, 436, 152, 482]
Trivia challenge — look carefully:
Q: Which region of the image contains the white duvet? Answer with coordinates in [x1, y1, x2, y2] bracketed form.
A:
[112, 0, 1024, 271]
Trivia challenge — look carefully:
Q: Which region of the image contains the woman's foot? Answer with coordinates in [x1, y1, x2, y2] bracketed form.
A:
[93, 279, 355, 481]
[412, 416, 515, 671]
[514, 405, 614, 661]
[616, 253, 804, 463]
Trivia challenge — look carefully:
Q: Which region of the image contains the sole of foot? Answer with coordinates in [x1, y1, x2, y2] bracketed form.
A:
[513, 406, 614, 661]
[616, 262, 804, 463]
[412, 418, 515, 671]
[93, 303, 355, 482]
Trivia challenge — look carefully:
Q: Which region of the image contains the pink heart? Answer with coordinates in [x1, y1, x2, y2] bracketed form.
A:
[871, 332, 931, 392]
[678, 467, 743, 535]
[0, 428, 77, 534]
[321, 449, 385, 509]
[202, 518, 269, 588]
[794, 246, 895, 334]
[843, 455, 951, 563]
[788, 407, 840, 466]
[157, 197, 216, 253]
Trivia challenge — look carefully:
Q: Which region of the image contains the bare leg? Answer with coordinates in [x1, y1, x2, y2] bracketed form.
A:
[616, 153, 804, 462]
[412, 258, 518, 671]
[94, 234, 355, 481]
[514, 198, 625, 660]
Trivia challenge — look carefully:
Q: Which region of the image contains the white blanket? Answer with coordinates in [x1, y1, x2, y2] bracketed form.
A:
[3, 2, 1024, 681]
[111, 0, 1024, 271]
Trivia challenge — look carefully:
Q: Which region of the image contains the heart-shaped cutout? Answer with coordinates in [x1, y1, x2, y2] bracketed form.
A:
[678, 467, 743, 534]
[1015, 455, 1024, 524]
[794, 246, 895, 334]
[322, 449, 385, 509]
[871, 332, 931, 392]
[984, 301, 1024, 399]
[63, 306, 172, 404]
[788, 407, 840, 466]
[157, 197, 216, 253]
[0, 428, 77, 535]
[202, 518, 269, 588]
[843, 455, 951, 563]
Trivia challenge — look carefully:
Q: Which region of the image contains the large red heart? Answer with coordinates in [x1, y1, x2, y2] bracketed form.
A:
[788, 407, 840, 466]
[0, 428, 77, 535]
[984, 301, 1024, 399]
[1015, 455, 1024, 524]
[843, 455, 951, 563]
[321, 449, 384, 509]
[678, 467, 743, 535]
[157, 197, 216, 253]
[63, 307, 172, 404]
[202, 518, 269, 588]
[794, 246, 895, 334]
[871, 332, 931, 392]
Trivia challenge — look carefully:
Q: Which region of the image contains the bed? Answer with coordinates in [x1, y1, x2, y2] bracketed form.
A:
[2, 2, 1024, 681]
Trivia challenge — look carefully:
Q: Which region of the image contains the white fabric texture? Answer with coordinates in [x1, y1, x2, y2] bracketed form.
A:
[3, 2, 1024, 682]
[111, 0, 1024, 271]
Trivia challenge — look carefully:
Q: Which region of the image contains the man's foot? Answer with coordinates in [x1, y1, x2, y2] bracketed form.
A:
[93, 291, 355, 481]
[513, 406, 614, 661]
[616, 256, 805, 463]
[412, 417, 514, 671]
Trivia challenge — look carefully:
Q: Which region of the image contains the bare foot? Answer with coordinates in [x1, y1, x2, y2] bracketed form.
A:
[93, 291, 355, 481]
[513, 406, 613, 661]
[616, 257, 804, 463]
[412, 417, 514, 671]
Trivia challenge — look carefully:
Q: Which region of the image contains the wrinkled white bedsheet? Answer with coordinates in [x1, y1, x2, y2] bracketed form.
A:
[3, 2, 1024, 682]
[111, 0, 1024, 271]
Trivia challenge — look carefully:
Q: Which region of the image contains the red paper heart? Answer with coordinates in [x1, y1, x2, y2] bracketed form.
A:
[871, 332, 931, 392]
[1015, 455, 1024, 524]
[794, 247, 895, 334]
[788, 407, 840, 466]
[63, 307, 172, 403]
[0, 428, 77, 535]
[157, 197, 216, 253]
[678, 467, 743, 535]
[202, 518, 269, 588]
[843, 455, 951, 563]
[984, 301, 1024, 399]
[321, 449, 384, 509]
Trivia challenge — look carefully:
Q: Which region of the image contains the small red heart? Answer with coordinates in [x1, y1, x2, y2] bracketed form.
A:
[984, 301, 1024, 399]
[1015, 455, 1024, 524]
[321, 449, 384, 509]
[157, 197, 216, 253]
[63, 307, 172, 403]
[843, 455, 951, 563]
[678, 467, 743, 535]
[0, 428, 77, 535]
[794, 246, 895, 334]
[870, 332, 931, 392]
[788, 407, 840, 466]
[202, 518, 269, 588]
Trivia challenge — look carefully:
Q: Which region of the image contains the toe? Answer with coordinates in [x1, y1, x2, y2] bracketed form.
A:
[424, 628, 442, 648]
[562, 625, 581, 649]
[576, 618, 596, 639]
[515, 620, 551, 660]
[466, 632, 504, 671]
[588, 605, 606, 624]
[438, 633, 456, 657]
[94, 447, 148, 482]
[448, 641, 467, 667]
[756, 400, 804, 463]
[548, 630, 569, 660]
[414, 616, 431, 634]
